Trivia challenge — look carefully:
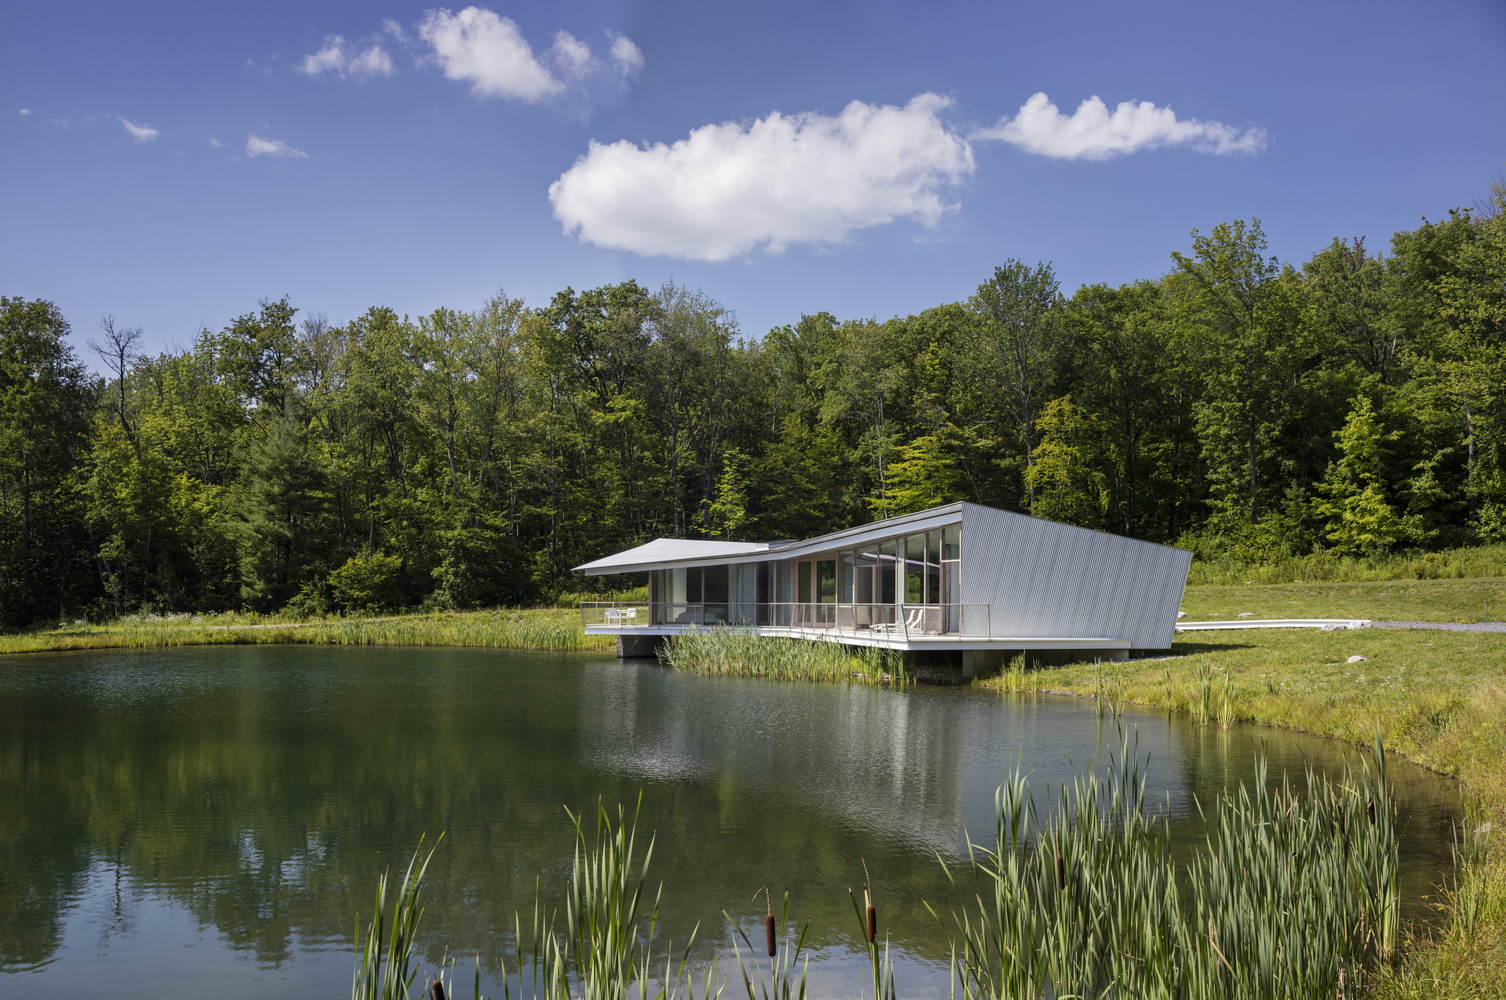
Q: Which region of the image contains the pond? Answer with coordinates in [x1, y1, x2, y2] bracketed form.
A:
[0, 645, 1461, 998]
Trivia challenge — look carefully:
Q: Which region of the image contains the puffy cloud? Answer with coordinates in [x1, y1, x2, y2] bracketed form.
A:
[417, 7, 563, 102]
[550, 31, 595, 81]
[246, 134, 308, 158]
[208, 137, 224, 147]
[548, 93, 974, 260]
[610, 34, 645, 79]
[118, 117, 159, 142]
[300, 34, 394, 79]
[19, 108, 31, 115]
[973, 92, 1266, 160]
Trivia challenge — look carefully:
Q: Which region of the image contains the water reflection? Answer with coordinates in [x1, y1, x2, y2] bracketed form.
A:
[0, 646, 1460, 999]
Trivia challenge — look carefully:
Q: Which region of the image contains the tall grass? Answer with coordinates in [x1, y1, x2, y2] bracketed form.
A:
[661, 627, 904, 684]
[1188, 544, 1506, 586]
[353, 803, 718, 1000]
[933, 730, 1399, 1000]
[354, 735, 1410, 1000]
[0, 612, 614, 655]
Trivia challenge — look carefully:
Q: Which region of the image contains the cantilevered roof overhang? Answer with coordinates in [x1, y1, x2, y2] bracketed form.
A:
[572, 503, 967, 575]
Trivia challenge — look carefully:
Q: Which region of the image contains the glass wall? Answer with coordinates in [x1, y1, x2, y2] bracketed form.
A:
[641, 525, 960, 633]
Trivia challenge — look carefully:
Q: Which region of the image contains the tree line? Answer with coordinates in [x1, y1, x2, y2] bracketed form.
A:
[2, 191, 1503, 626]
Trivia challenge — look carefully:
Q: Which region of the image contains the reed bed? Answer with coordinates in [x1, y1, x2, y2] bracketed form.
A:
[352, 802, 721, 1000]
[0, 612, 615, 655]
[935, 731, 1400, 1000]
[354, 737, 1415, 1000]
[660, 627, 904, 684]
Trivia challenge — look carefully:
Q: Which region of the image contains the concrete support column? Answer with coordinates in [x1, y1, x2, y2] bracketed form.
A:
[616, 634, 661, 659]
[961, 649, 1008, 679]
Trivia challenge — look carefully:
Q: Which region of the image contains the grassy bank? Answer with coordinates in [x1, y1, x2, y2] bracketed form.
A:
[0, 607, 616, 656]
[1187, 544, 1506, 587]
[982, 628, 1506, 997]
[1179, 576, 1506, 623]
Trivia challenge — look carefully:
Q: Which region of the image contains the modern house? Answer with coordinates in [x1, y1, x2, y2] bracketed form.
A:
[574, 501, 1192, 674]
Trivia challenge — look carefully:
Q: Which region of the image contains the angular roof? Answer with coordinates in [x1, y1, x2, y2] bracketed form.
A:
[573, 537, 777, 574]
[572, 503, 967, 575]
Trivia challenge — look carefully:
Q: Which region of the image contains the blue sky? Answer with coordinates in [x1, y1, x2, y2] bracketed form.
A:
[4, 0, 1505, 358]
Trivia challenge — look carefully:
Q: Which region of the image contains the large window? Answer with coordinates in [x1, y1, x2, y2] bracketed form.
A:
[643, 524, 959, 630]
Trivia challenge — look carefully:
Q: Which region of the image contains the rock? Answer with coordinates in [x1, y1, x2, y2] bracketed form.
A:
[1346, 654, 1369, 663]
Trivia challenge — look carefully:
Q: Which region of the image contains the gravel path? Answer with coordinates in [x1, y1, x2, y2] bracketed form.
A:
[1372, 620, 1506, 633]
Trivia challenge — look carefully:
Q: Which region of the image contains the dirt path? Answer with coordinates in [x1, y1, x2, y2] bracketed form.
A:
[1372, 620, 1506, 632]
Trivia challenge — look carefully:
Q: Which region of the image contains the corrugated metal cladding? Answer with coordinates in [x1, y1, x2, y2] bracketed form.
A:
[959, 504, 1191, 649]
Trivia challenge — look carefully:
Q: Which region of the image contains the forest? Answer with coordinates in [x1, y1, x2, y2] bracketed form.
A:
[1, 191, 1503, 627]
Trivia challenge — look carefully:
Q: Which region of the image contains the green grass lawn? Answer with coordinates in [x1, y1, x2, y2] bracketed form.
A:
[1178, 576, 1506, 623]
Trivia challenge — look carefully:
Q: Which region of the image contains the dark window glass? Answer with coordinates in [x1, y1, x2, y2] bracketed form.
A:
[703, 565, 728, 603]
[797, 562, 812, 604]
[879, 543, 896, 604]
[817, 560, 837, 603]
[687, 567, 702, 604]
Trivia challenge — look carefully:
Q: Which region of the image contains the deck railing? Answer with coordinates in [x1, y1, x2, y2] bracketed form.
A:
[579, 602, 990, 638]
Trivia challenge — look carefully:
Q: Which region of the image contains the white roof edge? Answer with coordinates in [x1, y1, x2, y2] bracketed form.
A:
[575, 504, 967, 575]
[575, 500, 1193, 576]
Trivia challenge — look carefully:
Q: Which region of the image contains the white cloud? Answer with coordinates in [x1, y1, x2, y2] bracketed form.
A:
[246, 134, 308, 158]
[349, 45, 395, 77]
[973, 92, 1266, 160]
[549, 93, 974, 261]
[119, 116, 159, 143]
[208, 137, 224, 148]
[300, 34, 394, 79]
[302, 36, 348, 76]
[550, 30, 595, 81]
[609, 34, 645, 79]
[417, 7, 562, 102]
[19, 108, 30, 115]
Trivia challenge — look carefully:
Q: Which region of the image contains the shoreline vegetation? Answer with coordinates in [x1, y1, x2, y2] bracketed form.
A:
[7, 570, 1505, 995]
[363, 739, 1411, 1000]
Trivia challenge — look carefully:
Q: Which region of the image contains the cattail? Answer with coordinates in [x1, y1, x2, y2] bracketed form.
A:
[1056, 833, 1065, 891]
[766, 912, 776, 956]
[1367, 799, 1375, 826]
[867, 902, 877, 943]
[433, 981, 446, 1000]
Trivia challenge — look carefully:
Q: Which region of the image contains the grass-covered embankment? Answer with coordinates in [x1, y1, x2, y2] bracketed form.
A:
[982, 625, 1506, 997]
[0, 607, 616, 656]
[1179, 576, 1506, 623]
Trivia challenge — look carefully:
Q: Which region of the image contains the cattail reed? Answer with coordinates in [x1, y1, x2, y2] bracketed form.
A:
[935, 727, 1400, 1000]
[757, 885, 777, 956]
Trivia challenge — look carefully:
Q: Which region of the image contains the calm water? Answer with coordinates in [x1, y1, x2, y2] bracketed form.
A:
[0, 645, 1460, 998]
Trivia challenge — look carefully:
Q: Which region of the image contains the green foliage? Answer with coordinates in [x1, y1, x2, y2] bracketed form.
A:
[329, 551, 404, 613]
[0, 297, 98, 627]
[1025, 396, 1107, 528]
[1317, 395, 1430, 554]
[235, 417, 331, 608]
[7, 174, 1506, 621]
